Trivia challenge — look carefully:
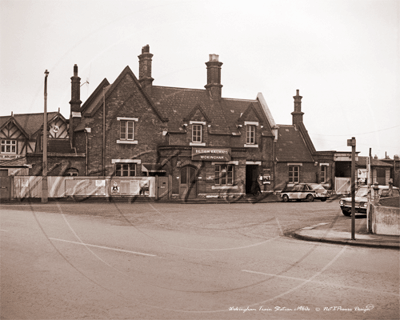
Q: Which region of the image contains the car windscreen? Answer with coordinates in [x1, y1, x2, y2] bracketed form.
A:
[309, 184, 325, 192]
[355, 187, 369, 197]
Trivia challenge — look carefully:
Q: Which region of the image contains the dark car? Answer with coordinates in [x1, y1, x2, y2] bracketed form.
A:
[339, 185, 399, 216]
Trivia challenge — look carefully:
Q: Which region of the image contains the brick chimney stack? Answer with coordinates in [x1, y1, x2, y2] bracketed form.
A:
[205, 54, 223, 100]
[69, 64, 81, 147]
[138, 44, 154, 96]
[291, 89, 304, 125]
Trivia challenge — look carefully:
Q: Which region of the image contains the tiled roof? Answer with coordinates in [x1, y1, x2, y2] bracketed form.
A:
[275, 125, 315, 162]
[357, 156, 393, 167]
[0, 112, 61, 138]
[81, 81, 111, 117]
[151, 86, 274, 135]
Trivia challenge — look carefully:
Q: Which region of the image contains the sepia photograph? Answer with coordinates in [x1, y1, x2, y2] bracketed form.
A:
[1, 0, 399, 319]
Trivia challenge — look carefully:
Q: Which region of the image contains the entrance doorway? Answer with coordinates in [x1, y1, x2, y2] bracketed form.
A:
[179, 166, 197, 199]
[0, 170, 11, 202]
[246, 165, 260, 194]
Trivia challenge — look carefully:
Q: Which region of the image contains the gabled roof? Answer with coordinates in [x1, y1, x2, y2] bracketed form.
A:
[81, 66, 167, 122]
[183, 105, 211, 123]
[151, 86, 274, 136]
[275, 125, 315, 162]
[0, 112, 62, 139]
[296, 121, 316, 154]
[81, 78, 110, 116]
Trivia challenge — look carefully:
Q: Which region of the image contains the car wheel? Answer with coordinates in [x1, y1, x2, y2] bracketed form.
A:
[320, 198, 327, 202]
[306, 194, 314, 202]
[342, 210, 351, 216]
[282, 195, 289, 202]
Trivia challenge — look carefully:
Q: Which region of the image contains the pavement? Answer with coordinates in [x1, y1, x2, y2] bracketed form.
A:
[291, 215, 400, 250]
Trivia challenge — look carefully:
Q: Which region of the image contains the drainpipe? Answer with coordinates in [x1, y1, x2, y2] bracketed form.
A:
[85, 129, 89, 176]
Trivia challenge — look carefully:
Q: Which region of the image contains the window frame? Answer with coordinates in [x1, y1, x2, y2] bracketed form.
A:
[246, 125, 256, 145]
[288, 165, 300, 183]
[215, 164, 234, 186]
[115, 163, 136, 177]
[1, 140, 17, 154]
[120, 120, 135, 141]
[192, 124, 202, 143]
[320, 165, 328, 183]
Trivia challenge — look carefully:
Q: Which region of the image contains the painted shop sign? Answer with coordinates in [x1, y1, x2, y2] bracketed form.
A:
[192, 147, 231, 161]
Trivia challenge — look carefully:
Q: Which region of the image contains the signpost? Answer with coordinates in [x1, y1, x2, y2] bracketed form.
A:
[347, 137, 356, 240]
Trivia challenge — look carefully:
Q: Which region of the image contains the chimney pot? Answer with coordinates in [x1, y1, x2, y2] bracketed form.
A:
[209, 54, 219, 62]
[142, 44, 150, 54]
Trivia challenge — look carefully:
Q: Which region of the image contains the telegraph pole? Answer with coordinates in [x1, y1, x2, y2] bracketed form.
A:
[347, 137, 356, 240]
[42, 70, 49, 203]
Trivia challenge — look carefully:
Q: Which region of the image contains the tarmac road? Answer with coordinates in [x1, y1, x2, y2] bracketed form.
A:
[1, 201, 399, 319]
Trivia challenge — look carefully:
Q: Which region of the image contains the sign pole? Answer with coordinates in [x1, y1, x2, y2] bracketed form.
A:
[347, 137, 356, 240]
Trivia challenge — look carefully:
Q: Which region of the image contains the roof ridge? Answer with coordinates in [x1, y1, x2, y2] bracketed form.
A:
[153, 85, 206, 92]
[0, 111, 59, 118]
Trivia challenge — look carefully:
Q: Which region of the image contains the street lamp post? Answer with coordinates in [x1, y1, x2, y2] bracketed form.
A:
[42, 70, 49, 203]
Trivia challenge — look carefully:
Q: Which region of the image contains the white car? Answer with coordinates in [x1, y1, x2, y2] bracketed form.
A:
[339, 185, 399, 216]
[281, 183, 317, 202]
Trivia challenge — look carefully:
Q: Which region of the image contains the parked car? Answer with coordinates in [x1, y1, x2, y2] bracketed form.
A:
[339, 185, 399, 216]
[281, 183, 317, 202]
[307, 183, 331, 201]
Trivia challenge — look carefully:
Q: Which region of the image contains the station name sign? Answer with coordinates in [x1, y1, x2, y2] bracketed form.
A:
[192, 147, 231, 161]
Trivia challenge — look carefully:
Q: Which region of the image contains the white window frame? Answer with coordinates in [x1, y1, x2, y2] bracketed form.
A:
[189, 121, 206, 146]
[246, 125, 256, 144]
[1, 140, 16, 154]
[117, 117, 138, 144]
[192, 124, 202, 143]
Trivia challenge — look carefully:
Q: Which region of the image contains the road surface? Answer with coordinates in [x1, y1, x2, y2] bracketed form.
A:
[1, 201, 399, 319]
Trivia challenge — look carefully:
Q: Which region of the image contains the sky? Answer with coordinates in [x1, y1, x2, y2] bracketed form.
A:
[1, 0, 399, 158]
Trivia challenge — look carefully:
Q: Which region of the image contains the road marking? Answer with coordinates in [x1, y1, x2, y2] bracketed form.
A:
[302, 222, 329, 230]
[242, 267, 399, 297]
[49, 238, 156, 257]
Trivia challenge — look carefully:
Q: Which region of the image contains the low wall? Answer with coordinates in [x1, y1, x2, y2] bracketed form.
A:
[371, 203, 400, 236]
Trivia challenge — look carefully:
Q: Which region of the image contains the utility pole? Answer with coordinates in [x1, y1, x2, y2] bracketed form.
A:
[367, 148, 372, 232]
[42, 70, 49, 203]
[347, 137, 356, 240]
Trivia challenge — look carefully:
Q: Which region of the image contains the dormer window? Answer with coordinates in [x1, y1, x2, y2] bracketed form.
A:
[192, 124, 202, 143]
[189, 121, 206, 146]
[246, 125, 256, 144]
[244, 121, 259, 147]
